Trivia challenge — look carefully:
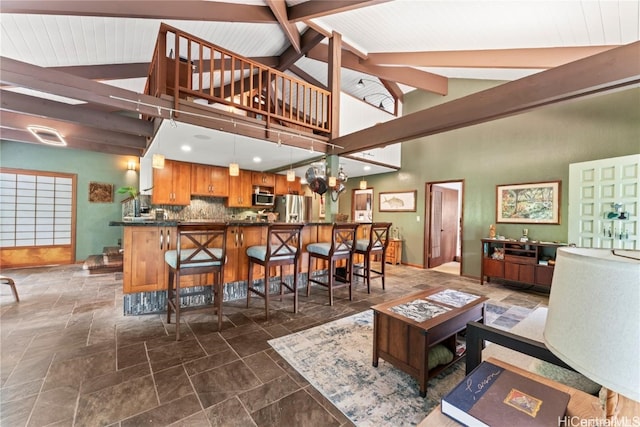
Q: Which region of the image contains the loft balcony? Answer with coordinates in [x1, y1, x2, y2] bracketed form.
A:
[144, 23, 332, 149]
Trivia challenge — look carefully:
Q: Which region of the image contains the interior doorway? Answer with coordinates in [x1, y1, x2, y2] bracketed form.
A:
[424, 180, 464, 274]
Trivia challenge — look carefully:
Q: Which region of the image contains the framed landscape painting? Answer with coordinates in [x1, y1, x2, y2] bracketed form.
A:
[496, 181, 560, 224]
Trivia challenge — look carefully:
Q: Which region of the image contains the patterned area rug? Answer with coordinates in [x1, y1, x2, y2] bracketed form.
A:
[268, 302, 533, 426]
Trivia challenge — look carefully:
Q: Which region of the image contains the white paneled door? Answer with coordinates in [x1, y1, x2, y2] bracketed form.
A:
[568, 154, 639, 250]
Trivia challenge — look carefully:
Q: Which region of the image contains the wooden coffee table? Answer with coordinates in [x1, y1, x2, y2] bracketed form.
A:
[371, 287, 487, 397]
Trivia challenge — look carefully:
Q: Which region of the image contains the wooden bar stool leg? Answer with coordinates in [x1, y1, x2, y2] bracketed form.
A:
[175, 272, 181, 341]
[247, 261, 253, 308]
[215, 277, 223, 331]
[264, 267, 270, 320]
[293, 266, 299, 313]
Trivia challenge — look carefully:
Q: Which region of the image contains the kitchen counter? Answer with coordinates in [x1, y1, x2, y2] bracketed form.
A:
[110, 220, 362, 227]
[114, 219, 370, 315]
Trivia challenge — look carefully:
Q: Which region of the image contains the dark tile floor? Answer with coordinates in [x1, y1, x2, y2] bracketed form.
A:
[0, 263, 549, 426]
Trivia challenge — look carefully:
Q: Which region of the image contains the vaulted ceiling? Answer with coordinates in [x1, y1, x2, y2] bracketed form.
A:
[1, 1, 639, 177]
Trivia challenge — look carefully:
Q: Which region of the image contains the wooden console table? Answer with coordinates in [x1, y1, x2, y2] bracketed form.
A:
[371, 287, 487, 397]
[418, 357, 602, 426]
[481, 239, 566, 288]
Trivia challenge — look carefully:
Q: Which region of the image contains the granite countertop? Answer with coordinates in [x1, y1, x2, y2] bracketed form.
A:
[109, 220, 365, 227]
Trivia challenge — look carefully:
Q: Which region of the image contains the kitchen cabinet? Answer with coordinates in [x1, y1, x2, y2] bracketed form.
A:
[152, 160, 191, 205]
[481, 239, 566, 288]
[275, 174, 302, 195]
[191, 163, 229, 197]
[123, 226, 172, 293]
[224, 226, 265, 283]
[227, 169, 253, 208]
[251, 172, 275, 188]
[385, 239, 402, 265]
[123, 225, 213, 294]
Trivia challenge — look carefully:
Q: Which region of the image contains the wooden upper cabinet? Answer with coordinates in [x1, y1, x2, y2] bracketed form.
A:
[275, 174, 302, 195]
[227, 169, 253, 208]
[251, 172, 275, 188]
[152, 159, 191, 205]
[191, 163, 229, 197]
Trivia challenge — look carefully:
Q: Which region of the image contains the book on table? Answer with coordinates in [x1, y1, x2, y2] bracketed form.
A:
[441, 361, 570, 427]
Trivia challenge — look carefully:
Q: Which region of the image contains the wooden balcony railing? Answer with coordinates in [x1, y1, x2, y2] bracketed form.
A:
[145, 23, 331, 135]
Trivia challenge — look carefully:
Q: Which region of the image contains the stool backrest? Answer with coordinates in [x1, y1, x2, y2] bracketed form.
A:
[265, 223, 304, 261]
[331, 223, 359, 256]
[367, 222, 392, 252]
[175, 223, 228, 269]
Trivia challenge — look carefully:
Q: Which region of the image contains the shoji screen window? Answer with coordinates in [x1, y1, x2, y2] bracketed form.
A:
[0, 169, 76, 267]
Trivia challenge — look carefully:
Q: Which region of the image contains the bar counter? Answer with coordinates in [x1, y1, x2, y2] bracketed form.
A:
[111, 219, 366, 314]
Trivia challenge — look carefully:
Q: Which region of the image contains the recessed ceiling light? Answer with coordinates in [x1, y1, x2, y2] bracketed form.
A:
[181, 145, 192, 152]
[253, 157, 262, 163]
[26, 125, 67, 146]
[364, 165, 371, 171]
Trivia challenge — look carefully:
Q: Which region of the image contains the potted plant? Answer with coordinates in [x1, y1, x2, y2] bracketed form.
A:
[117, 186, 140, 217]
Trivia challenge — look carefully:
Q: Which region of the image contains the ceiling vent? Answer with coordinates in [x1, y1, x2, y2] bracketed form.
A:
[27, 125, 67, 146]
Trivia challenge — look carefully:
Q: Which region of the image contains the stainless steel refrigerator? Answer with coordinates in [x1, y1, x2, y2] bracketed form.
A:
[274, 195, 309, 222]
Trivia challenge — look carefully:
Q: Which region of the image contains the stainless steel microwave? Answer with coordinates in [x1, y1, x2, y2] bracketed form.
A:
[252, 193, 274, 206]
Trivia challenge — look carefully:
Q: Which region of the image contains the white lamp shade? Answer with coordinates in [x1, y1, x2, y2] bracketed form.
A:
[229, 162, 239, 176]
[328, 176, 337, 187]
[359, 180, 367, 190]
[543, 247, 640, 402]
[286, 169, 295, 182]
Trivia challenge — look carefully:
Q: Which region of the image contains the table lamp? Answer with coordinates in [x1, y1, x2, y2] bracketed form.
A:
[544, 247, 640, 420]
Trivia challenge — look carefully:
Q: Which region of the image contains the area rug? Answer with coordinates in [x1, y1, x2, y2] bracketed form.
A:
[268, 302, 533, 426]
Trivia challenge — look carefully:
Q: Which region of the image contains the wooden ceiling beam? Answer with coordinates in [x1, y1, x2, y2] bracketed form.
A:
[0, 57, 173, 120]
[303, 20, 368, 60]
[333, 42, 640, 155]
[266, 0, 301, 54]
[0, 110, 147, 149]
[307, 45, 448, 95]
[0, 90, 153, 137]
[0, 1, 276, 23]
[288, 0, 390, 22]
[0, 127, 144, 156]
[365, 45, 621, 69]
[277, 28, 326, 71]
[49, 63, 150, 80]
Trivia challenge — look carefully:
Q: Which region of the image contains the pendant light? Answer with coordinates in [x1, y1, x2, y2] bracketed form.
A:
[359, 177, 367, 190]
[152, 154, 165, 169]
[286, 148, 295, 181]
[229, 132, 239, 176]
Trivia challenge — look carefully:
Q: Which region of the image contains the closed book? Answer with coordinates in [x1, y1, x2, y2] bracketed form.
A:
[441, 361, 570, 427]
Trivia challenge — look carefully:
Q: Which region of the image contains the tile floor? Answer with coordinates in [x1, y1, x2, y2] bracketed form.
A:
[0, 263, 549, 426]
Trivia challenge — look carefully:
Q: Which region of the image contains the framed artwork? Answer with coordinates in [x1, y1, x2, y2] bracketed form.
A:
[379, 190, 417, 212]
[88, 182, 113, 203]
[496, 181, 561, 224]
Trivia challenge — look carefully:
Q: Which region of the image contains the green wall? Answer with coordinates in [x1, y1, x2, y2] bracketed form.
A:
[0, 140, 138, 261]
[341, 81, 640, 278]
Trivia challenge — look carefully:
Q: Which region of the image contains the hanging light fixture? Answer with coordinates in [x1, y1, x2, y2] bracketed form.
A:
[360, 177, 367, 190]
[286, 148, 295, 182]
[328, 176, 337, 187]
[229, 132, 239, 176]
[152, 154, 165, 169]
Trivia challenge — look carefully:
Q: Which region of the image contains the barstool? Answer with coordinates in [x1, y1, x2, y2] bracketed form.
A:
[246, 223, 304, 320]
[353, 222, 391, 293]
[165, 223, 227, 340]
[306, 223, 359, 306]
[0, 276, 19, 302]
